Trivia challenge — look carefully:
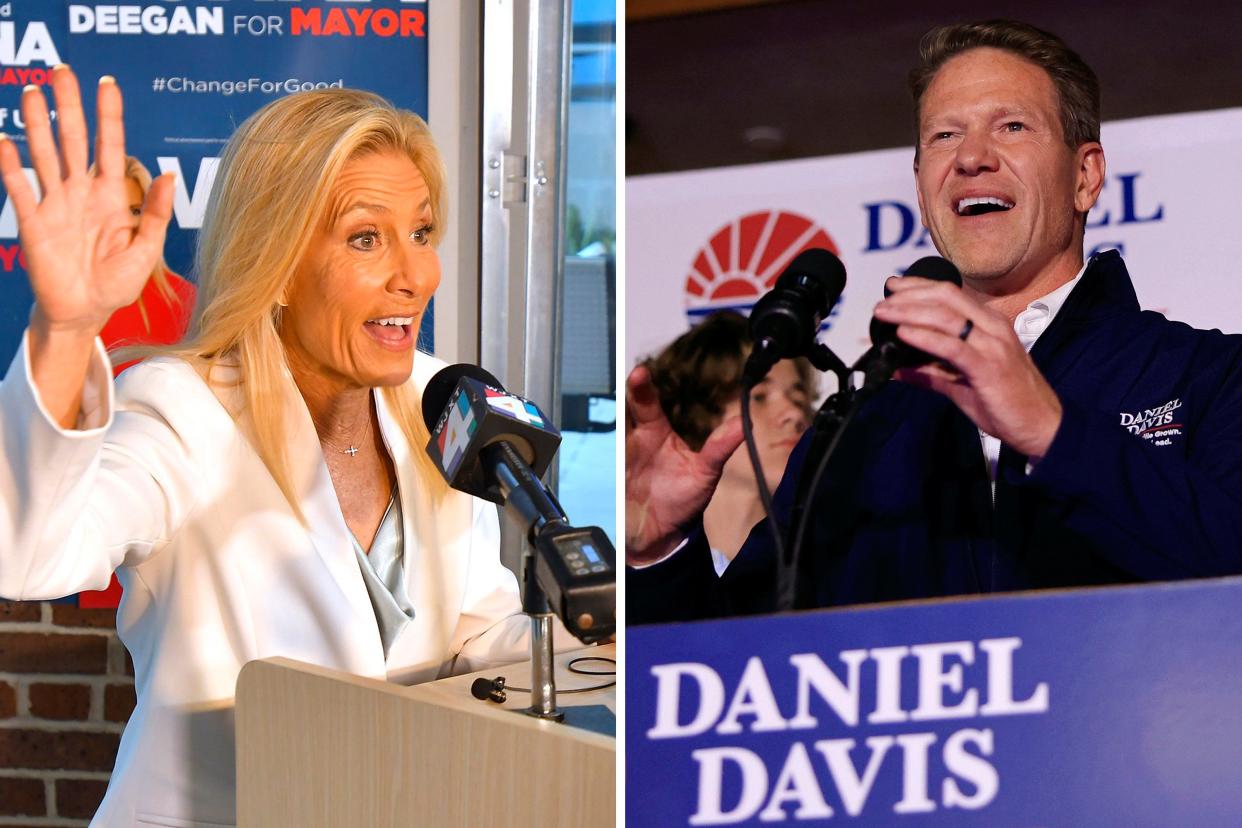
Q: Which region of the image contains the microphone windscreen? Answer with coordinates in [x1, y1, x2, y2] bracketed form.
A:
[870, 256, 963, 360]
[898, 256, 962, 289]
[775, 248, 847, 300]
[421, 364, 504, 431]
[423, 368, 562, 502]
[746, 247, 847, 384]
[470, 677, 494, 700]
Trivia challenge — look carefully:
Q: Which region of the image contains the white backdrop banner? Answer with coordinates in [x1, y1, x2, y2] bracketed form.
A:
[625, 107, 1242, 372]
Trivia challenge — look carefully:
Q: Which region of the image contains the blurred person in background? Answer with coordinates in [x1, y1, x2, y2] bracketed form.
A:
[637, 310, 814, 572]
[97, 155, 196, 366]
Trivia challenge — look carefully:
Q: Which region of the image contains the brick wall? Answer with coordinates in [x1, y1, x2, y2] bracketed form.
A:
[0, 602, 134, 827]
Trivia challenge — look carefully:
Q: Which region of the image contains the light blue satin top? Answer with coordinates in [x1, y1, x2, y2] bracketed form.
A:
[350, 491, 416, 658]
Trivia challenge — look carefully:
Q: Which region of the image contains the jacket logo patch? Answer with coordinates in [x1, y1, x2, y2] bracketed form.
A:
[1120, 398, 1183, 446]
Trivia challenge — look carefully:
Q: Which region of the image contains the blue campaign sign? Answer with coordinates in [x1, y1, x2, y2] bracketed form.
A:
[627, 578, 1242, 826]
[0, 0, 432, 368]
[0, 2, 68, 363]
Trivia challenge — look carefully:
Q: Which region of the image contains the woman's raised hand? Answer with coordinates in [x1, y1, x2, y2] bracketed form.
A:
[0, 66, 174, 338]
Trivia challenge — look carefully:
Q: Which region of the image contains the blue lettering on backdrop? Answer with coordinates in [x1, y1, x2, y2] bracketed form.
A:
[1088, 172, 1166, 229]
[1118, 172, 1164, 224]
[862, 201, 931, 253]
[863, 201, 914, 252]
[0, 0, 432, 368]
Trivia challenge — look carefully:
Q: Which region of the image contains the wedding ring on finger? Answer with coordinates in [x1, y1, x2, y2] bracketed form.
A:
[958, 318, 974, 342]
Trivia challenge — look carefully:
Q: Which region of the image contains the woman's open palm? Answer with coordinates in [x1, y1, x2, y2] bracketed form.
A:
[0, 67, 174, 336]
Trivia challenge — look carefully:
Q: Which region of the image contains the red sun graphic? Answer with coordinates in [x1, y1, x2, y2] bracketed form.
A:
[684, 209, 841, 322]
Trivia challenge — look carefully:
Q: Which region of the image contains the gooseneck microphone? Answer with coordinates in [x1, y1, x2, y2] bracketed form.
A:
[742, 248, 847, 386]
[855, 255, 962, 389]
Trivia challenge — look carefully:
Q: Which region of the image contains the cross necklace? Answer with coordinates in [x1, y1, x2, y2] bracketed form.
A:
[321, 411, 372, 459]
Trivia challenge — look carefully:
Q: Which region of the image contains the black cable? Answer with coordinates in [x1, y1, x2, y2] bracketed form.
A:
[741, 385, 787, 582]
[777, 386, 871, 612]
[504, 656, 616, 694]
[567, 656, 616, 676]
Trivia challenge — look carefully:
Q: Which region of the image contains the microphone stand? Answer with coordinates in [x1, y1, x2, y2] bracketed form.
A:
[804, 341, 851, 386]
[742, 340, 852, 595]
[521, 554, 564, 722]
[776, 343, 868, 612]
[484, 441, 566, 722]
[743, 337, 855, 613]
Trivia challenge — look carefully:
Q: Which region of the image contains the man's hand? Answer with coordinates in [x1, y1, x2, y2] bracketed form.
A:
[873, 276, 1062, 460]
[625, 364, 744, 565]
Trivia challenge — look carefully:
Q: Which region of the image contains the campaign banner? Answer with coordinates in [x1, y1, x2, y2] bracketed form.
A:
[0, 0, 431, 607]
[0, 3, 67, 358]
[625, 107, 1242, 373]
[627, 577, 1242, 826]
[0, 0, 431, 370]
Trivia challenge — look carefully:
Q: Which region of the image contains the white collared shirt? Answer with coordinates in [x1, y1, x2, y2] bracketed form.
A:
[980, 260, 1090, 489]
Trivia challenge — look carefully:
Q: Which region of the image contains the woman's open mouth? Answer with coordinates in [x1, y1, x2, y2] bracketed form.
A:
[364, 316, 414, 349]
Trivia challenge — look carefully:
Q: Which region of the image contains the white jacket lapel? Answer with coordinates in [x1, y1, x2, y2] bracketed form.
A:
[281, 378, 386, 664]
[376, 356, 474, 679]
[207, 360, 385, 667]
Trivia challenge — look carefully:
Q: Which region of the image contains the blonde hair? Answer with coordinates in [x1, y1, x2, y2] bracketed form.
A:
[117, 89, 450, 518]
[108, 156, 183, 332]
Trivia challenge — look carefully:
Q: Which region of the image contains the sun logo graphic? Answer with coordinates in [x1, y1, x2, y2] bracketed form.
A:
[684, 210, 842, 327]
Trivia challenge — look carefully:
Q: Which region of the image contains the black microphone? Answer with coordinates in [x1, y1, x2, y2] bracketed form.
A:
[855, 255, 962, 388]
[742, 248, 847, 386]
[421, 364, 561, 506]
[470, 676, 507, 703]
[422, 365, 615, 644]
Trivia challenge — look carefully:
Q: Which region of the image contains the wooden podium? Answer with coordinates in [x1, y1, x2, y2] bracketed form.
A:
[235, 644, 615, 827]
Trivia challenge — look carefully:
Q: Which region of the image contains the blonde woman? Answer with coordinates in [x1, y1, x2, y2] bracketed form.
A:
[0, 67, 535, 826]
[97, 155, 197, 364]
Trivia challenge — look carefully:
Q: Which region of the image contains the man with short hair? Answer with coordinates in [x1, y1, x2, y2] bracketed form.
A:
[626, 20, 1242, 620]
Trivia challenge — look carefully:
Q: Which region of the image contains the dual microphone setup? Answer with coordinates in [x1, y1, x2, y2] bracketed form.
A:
[740, 248, 964, 611]
[743, 247, 963, 392]
[423, 247, 946, 644]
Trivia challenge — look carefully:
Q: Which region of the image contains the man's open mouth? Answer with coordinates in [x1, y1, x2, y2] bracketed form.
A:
[955, 196, 1015, 216]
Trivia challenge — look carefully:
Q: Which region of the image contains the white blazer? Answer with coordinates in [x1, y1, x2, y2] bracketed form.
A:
[0, 334, 535, 827]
